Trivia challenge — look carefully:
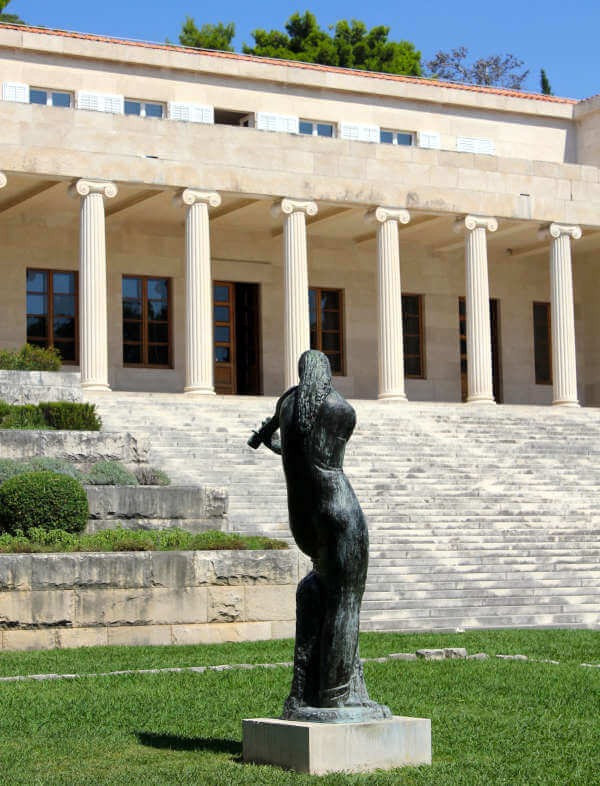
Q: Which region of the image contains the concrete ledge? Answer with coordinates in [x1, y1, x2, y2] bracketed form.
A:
[0, 430, 149, 465]
[0, 370, 82, 405]
[242, 716, 432, 774]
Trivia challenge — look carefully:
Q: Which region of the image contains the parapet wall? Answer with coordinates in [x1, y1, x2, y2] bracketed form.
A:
[0, 549, 303, 651]
[0, 370, 82, 405]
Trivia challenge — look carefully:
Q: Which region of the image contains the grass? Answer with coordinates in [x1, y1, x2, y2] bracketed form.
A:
[0, 630, 598, 784]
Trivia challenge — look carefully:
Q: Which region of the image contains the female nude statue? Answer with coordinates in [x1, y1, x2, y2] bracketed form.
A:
[249, 350, 391, 722]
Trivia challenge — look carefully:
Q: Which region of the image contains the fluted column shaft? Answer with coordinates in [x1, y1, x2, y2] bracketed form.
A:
[176, 189, 221, 395]
[0, 172, 6, 189]
[69, 179, 117, 390]
[272, 198, 318, 388]
[455, 215, 497, 404]
[540, 223, 581, 406]
[366, 206, 410, 400]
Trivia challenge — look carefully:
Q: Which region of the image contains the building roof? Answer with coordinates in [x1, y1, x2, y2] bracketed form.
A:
[0, 23, 579, 106]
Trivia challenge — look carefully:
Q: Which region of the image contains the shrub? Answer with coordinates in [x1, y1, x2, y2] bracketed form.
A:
[0, 401, 11, 420]
[0, 459, 24, 485]
[39, 402, 102, 431]
[135, 466, 171, 486]
[24, 458, 84, 482]
[0, 471, 88, 535]
[0, 344, 62, 371]
[86, 461, 139, 486]
[1, 405, 48, 430]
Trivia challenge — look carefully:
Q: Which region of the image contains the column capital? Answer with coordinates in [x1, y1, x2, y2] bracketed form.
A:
[175, 188, 221, 209]
[0, 172, 6, 189]
[454, 214, 498, 234]
[365, 206, 410, 225]
[69, 179, 118, 199]
[539, 223, 582, 241]
[271, 197, 318, 219]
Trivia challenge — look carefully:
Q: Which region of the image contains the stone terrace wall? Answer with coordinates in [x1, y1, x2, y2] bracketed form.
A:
[0, 550, 305, 651]
[0, 370, 82, 405]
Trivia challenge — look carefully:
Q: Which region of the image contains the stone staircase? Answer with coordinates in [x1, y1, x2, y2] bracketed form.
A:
[87, 392, 600, 633]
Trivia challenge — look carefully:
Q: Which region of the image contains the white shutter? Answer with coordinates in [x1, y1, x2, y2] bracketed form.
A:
[340, 122, 379, 143]
[418, 130, 441, 150]
[168, 102, 214, 124]
[457, 136, 495, 155]
[77, 91, 123, 114]
[255, 112, 299, 134]
[2, 82, 29, 103]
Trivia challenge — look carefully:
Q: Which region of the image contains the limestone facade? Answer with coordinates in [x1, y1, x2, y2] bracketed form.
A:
[1, 24, 599, 404]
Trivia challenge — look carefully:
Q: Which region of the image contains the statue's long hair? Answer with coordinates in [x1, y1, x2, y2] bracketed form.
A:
[295, 350, 332, 435]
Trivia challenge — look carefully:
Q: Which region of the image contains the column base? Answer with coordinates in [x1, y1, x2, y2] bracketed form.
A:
[377, 393, 408, 402]
[184, 386, 216, 396]
[465, 395, 495, 405]
[552, 399, 580, 407]
[80, 382, 111, 392]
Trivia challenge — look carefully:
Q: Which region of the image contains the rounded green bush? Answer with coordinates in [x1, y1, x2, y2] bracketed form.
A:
[0, 471, 88, 535]
[86, 461, 138, 486]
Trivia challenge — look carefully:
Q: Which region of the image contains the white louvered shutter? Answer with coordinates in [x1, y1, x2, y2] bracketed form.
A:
[340, 122, 379, 143]
[168, 102, 214, 124]
[77, 91, 124, 114]
[457, 136, 495, 155]
[418, 130, 441, 149]
[2, 82, 29, 103]
[255, 112, 299, 134]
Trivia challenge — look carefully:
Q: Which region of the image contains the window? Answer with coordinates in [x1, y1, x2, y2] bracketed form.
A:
[122, 276, 171, 368]
[125, 99, 164, 119]
[533, 302, 552, 384]
[299, 120, 335, 138]
[309, 288, 344, 374]
[402, 294, 424, 378]
[29, 88, 72, 108]
[380, 129, 413, 146]
[26, 269, 78, 363]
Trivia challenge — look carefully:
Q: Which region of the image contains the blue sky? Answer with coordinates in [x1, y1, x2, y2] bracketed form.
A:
[6, 0, 599, 100]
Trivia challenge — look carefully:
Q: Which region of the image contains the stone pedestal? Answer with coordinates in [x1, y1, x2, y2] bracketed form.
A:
[243, 716, 432, 775]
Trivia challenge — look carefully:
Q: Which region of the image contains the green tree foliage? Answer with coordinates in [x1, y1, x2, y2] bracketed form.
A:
[540, 68, 553, 96]
[178, 17, 235, 51]
[426, 46, 529, 90]
[242, 12, 422, 76]
[0, 0, 25, 24]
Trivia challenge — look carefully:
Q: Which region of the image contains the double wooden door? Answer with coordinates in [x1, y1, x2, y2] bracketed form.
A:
[213, 281, 261, 395]
[459, 297, 502, 403]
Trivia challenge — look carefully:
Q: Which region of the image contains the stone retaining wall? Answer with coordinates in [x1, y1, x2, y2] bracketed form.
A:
[0, 550, 305, 651]
[0, 370, 82, 405]
[0, 430, 149, 466]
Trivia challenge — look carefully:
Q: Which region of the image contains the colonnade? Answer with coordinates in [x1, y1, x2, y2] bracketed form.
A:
[0, 171, 582, 405]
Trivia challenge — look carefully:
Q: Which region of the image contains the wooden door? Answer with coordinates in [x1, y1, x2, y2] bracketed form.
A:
[214, 282, 236, 394]
[235, 283, 261, 395]
[458, 297, 502, 403]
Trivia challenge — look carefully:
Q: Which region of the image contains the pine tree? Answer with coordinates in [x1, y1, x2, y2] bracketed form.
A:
[0, 0, 26, 24]
[540, 69, 553, 96]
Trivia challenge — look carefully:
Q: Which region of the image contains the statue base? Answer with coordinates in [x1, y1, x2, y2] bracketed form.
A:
[282, 701, 392, 724]
[242, 716, 432, 775]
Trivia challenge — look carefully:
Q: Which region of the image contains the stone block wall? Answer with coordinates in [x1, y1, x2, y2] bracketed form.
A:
[0, 550, 304, 651]
[0, 430, 149, 466]
[0, 370, 82, 405]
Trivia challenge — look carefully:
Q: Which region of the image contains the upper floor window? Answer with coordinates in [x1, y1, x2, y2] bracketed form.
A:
[380, 129, 413, 146]
[26, 269, 78, 364]
[125, 100, 164, 119]
[309, 287, 344, 375]
[122, 276, 171, 368]
[299, 120, 335, 138]
[30, 88, 71, 108]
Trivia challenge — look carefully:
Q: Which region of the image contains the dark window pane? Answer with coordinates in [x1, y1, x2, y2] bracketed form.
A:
[124, 344, 141, 364]
[214, 325, 230, 343]
[52, 92, 71, 108]
[53, 272, 75, 294]
[123, 278, 141, 298]
[460, 338, 467, 355]
[27, 316, 47, 338]
[380, 130, 394, 144]
[405, 356, 421, 376]
[299, 121, 313, 135]
[149, 323, 169, 343]
[27, 294, 47, 315]
[53, 294, 75, 316]
[535, 359, 550, 383]
[396, 133, 412, 146]
[30, 89, 47, 105]
[322, 311, 340, 331]
[310, 309, 317, 329]
[534, 323, 549, 343]
[459, 299, 466, 316]
[214, 305, 229, 322]
[145, 103, 163, 118]
[326, 353, 341, 372]
[54, 317, 75, 339]
[215, 346, 230, 363]
[28, 339, 47, 349]
[123, 301, 142, 319]
[322, 333, 340, 351]
[310, 330, 317, 348]
[148, 301, 168, 321]
[402, 295, 419, 315]
[148, 345, 169, 365]
[405, 335, 421, 355]
[125, 100, 141, 115]
[404, 316, 420, 335]
[461, 358, 467, 373]
[123, 322, 142, 342]
[27, 270, 47, 292]
[317, 123, 333, 137]
[321, 291, 339, 310]
[54, 341, 75, 362]
[309, 289, 317, 311]
[147, 279, 168, 300]
[214, 285, 229, 302]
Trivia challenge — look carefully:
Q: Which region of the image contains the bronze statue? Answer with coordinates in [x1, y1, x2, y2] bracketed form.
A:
[249, 350, 391, 723]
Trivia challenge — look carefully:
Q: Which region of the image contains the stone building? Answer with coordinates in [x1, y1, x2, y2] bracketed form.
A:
[1, 22, 600, 406]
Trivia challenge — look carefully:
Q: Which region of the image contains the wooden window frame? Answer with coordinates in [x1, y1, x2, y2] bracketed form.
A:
[309, 287, 345, 376]
[402, 293, 425, 379]
[122, 275, 172, 369]
[533, 301, 552, 385]
[26, 268, 79, 365]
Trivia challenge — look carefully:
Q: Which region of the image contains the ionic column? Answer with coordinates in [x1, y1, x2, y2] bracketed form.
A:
[365, 206, 410, 400]
[271, 197, 318, 388]
[0, 172, 6, 189]
[69, 179, 117, 391]
[175, 189, 221, 395]
[455, 214, 498, 404]
[539, 223, 581, 407]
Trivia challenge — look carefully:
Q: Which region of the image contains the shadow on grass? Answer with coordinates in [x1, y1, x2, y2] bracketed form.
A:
[137, 730, 242, 759]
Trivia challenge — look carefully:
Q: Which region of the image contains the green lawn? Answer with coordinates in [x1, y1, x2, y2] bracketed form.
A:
[0, 630, 598, 784]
